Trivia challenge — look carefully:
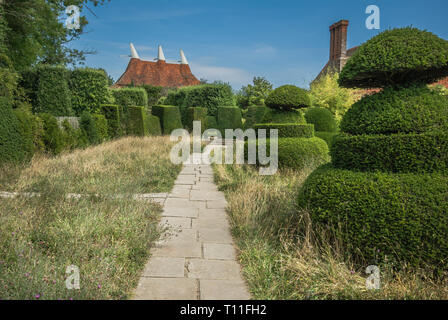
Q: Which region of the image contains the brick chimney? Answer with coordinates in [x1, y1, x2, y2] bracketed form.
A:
[329, 20, 349, 71]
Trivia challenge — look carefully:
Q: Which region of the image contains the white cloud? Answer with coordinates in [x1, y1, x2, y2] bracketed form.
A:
[253, 44, 277, 55]
[189, 63, 252, 88]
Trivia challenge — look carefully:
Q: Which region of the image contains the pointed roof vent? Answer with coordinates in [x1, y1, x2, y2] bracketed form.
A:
[130, 43, 140, 59]
[158, 45, 166, 61]
[180, 49, 189, 65]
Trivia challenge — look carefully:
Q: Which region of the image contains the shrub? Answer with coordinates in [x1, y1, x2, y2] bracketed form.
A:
[217, 106, 243, 134]
[101, 104, 122, 138]
[13, 108, 38, 160]
[146, 115, 162, 136]
[186, 107, 208, 132]
[34, 65, 73, 116]
[315, 131, 337, 148]
[0, 97, 26, 163]
[0, 54, 19, 105]
[152, 105, 183, 135]
[204, 116, 218, 131]
[331, 131, 448, 174]
[305, 107, 338, 132]
[69, 68, 112, 116]
[265, 85, 310, 111]
[340, 86, 448, 135]
[61, 119, 78, 151]
[111, 87, 148, 108]
[244, 105, 268, 129]
[248, 137, 330, 170]
[262, 108, 306, 124]
[298, 165, 448, 270]
[254, 124, 315, 138]
[38, 113, 64, 155]
[140, 85, 164, 106]
[80, 112, 101, 145]
[339, 28, 448, 88]
[127, 106, 148, 136]
[93, 114, 109, 142]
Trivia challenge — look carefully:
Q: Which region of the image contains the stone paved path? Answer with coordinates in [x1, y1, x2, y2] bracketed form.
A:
[133, 154, 250, 300]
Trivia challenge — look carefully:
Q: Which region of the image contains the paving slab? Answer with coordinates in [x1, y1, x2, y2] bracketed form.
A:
[203, 243, 236, 260]
[200, 280, 250, 300]
[199, 228, 234, 244]
[207, 199, 228, 209]
[187, 259, 242, 280]
[134, 278, 198, 300]
[143, 257, 185, 278]
[160, 217, 192, 229]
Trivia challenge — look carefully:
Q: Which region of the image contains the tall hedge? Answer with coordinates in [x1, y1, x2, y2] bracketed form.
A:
[34, 65, 73, 116]
[69, 68, 112, 116]
[111, 87, 148, 108]
[93, 114, 109, 142]
[38, 113, 65, 155]
[79, 112, 101, 145]
[152, 105, 183, 135]
[244, 105, 268, 129]
[0, 97, 26, 164]
[101, 104, 122, 138]
[140, 85, 164, 106]
[186, 107, 208, 132]
[127, 106, 148, 136]
[217, 106, 243, 134]
[146, 115, 162, 136]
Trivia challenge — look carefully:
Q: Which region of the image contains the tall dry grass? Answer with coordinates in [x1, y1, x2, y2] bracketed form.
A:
[214, 164, 448, 300]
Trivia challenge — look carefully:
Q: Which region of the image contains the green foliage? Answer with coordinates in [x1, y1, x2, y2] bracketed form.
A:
[80, 112, 100, 145]
[0, 97, 25, 164]
[140, 85, 164, 106]
[204, 116, 218, 130]
[331, 131, 448, 174]
[309, 73, 357, 121]
[0, 54, 19, 105]
[111, 87, 148, 108]
[152, 105, 183, 135]
[340, 86, 448, 135]
[315, 131, 337, 148]
[165, 84, 235, 117]
[186, 107, 208, 132]
[92, 114, 109, 142]
[38, 113, 64, 155]
[61, 120, 80, 151]
[69, 68, 112, 116]
[12, 108, 41, 160]
[244, 105, 269, 129]
[127, 106, 148, 137]
[298, 165, 448, 270]
[265, 85, 310, 111]
[305, 107, 338, 132]
[237, 77, 273, 108]
[262, 108, 306, 124]
[146, 115, 162, 136]
[101, 104, 122, 138]
[217, 106, 243, 134]
[253, 124, 315, 138]
[33, 65, 72, 116]
[248, 137, 330, 170]
[339, 28, 448, 88]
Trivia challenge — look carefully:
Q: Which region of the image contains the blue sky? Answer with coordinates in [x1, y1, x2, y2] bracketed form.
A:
[71, 0, 448, 89]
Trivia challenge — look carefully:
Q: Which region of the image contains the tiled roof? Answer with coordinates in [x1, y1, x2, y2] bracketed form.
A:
[113, 58, 201, 88]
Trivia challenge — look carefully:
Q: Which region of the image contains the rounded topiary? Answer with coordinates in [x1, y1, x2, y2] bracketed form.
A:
[253, 123, 314, 138]
[339, 27, 448, 88]
[298, 165, 448, 270]
[261, 108, 306, 124]
[340, 86, 448, 135]
[305, 107, 338, 132]
[265, 85, 310, 111]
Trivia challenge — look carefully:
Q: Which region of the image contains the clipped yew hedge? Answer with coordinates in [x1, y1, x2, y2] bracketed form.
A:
[305, 107, 338, 132]
[331, 131, 448, 174]
[186, 107, 208, 132]
[152, 105, 183, 135]
[101, 104, 122, 138]
[265, 85, 310, 111]
[111, 87, 148, 108]
[298, 165, 448, 269]
[261, 108, 306, 124]
[0, 97, 26, 163]
[244, 105, 268, 129]
[217, 106, 243, 134]
[253, 123, 314, 138]
[127, 106, 148, 136]
[147, 115, 162, 136]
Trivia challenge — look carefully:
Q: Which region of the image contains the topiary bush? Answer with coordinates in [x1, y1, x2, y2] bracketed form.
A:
[298, 165, 448, 269]
[331, 131, 448, 174]
[101, 104, 122, 138]
[111, 87, 148, 108]
[152, 105, 183, 135]
[186, 107, 208, 132]
[253, 123, 315, 138]
[34, 65, 73, 116]
[217, 106, 243, 135]
[305, 107, 338, 132]
[79, 112, 101, 145]
[61, 119, 79, 151]
[92, 114, 109, 142]
[339, 27, 448, 88]
[244, 105, 268, 129]
[340, 85, 448, 135]
[38, 113, 64, 155]
[0, 97, 26, 164]
[146, 115, 162, 136]
[247, 137, 330, 171]
[204, 116, 218, 131]
[315, 131, 337, 148]
[265, 85, 310, 111]
[69, 68, 112, 116]
[13, 108, 40, 160]
[261, 108, 306, 124]
[127, 106, 148, 137]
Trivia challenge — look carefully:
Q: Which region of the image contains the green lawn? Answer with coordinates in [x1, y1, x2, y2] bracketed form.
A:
[0, 136, 181, 300]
